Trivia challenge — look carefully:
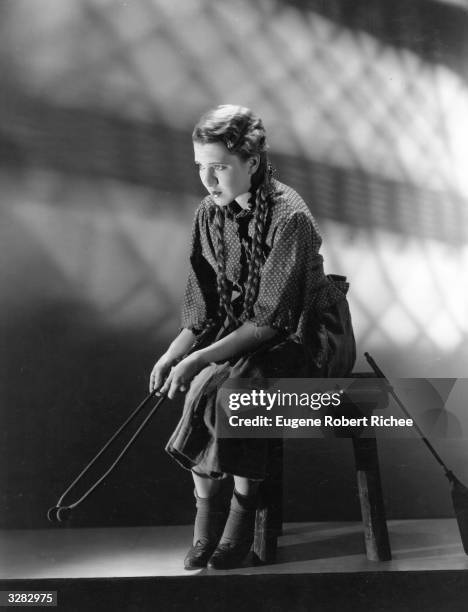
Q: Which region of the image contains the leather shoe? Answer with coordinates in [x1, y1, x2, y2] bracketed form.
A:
[184, 539, 218, 571]
[207, 539, 252, 570]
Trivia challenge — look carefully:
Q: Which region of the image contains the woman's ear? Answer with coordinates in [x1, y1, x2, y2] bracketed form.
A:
[249, 155, 260, 175]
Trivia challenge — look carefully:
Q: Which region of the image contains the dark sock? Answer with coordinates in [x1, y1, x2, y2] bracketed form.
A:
[219, 489, 258, 544]
[193, 489, 227, 545]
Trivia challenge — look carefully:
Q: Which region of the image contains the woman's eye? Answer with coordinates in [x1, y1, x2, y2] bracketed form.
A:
[195, 164, 226, 172]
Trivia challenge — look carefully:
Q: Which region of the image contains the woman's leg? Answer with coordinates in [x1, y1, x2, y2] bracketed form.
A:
[233, 476, 260, 497]
[192, 470, 222, 498]
[208, 475, 259, 570]
[184, 471, 227, 570]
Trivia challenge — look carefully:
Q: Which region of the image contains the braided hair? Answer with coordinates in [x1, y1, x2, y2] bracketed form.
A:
[192, 105, 273, 328]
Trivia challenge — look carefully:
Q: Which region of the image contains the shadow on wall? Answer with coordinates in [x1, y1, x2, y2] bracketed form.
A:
[283, 0, 468, 80]
[2, 90, 466, 246]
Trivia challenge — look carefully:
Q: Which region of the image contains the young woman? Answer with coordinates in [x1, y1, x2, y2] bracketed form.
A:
[149, 105, 356, 570]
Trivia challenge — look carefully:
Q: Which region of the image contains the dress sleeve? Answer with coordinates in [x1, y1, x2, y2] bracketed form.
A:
[180, 205, 219, 333]
[248, 211, 327, 333]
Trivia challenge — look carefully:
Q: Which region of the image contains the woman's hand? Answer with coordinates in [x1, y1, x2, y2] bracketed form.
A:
[160, 352, 206, 400]
[149, 328, 199, 394]
[149, 354, 176, 393]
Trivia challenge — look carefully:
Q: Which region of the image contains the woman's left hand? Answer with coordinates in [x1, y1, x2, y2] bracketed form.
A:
[160, 352, 206, 400]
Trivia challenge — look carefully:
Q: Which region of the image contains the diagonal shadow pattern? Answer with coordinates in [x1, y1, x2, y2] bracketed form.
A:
[1, 90, 466, 246]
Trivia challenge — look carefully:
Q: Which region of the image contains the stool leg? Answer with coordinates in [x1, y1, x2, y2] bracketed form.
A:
[253, 439, 283, 564]
[352, 437, 392, 561]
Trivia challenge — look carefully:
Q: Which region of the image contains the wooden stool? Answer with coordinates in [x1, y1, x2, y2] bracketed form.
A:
[253, 373, 392, 564]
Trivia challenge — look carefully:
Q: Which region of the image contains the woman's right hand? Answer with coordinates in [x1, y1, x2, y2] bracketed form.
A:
[149, 354, 176, 393]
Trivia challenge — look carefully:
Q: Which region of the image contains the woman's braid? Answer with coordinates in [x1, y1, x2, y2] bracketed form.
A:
[213, 205, 237, 326]
[241, 178, 270, 320]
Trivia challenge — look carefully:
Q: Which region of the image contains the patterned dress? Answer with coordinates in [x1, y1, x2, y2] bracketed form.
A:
[166, 179, 356, 479]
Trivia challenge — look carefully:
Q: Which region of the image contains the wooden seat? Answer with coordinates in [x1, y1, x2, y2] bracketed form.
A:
[253, 373, 392, 564]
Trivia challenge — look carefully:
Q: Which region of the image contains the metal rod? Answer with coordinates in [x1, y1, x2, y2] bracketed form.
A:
[364, 352, 451, 475]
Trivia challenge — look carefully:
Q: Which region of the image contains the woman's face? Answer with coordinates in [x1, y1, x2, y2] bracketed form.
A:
[193, 141, 258, 208]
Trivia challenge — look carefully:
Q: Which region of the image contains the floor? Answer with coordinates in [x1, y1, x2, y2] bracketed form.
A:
[1, 519, 467, 579]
